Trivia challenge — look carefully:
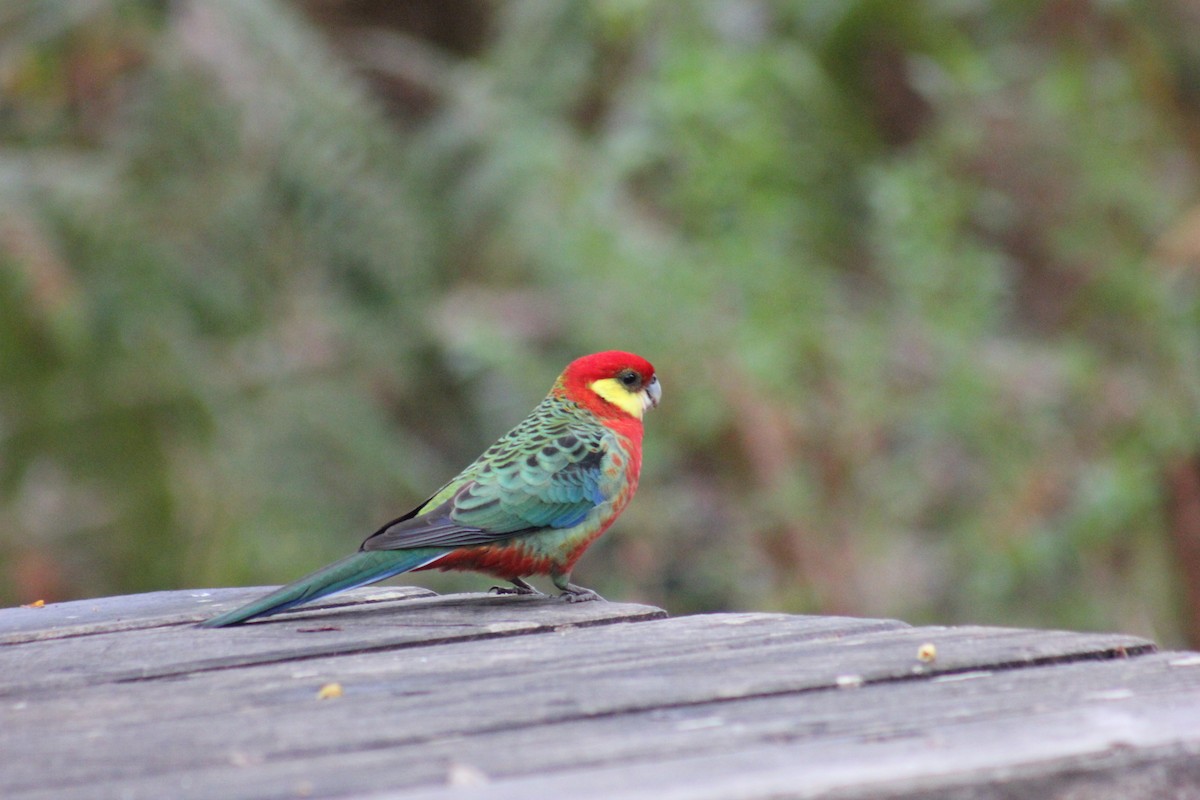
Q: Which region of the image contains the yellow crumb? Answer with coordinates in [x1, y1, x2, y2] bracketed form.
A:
[316, 682, 343, 700]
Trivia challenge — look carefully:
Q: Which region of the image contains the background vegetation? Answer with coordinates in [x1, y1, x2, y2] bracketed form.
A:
[3, 0, 1200, 645]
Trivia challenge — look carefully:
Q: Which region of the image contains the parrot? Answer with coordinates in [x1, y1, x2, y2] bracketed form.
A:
[201, 350, 660, 627]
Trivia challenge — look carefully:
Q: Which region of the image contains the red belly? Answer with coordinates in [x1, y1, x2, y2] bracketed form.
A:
[416, 543, 554, 580]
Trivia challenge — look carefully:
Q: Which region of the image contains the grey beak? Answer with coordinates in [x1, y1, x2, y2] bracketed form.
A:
[646, 376, 662, 409]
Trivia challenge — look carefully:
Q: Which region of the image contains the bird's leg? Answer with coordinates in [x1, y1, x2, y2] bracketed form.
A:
[552, 573, 604, 603]
[489, 577, 546, 596]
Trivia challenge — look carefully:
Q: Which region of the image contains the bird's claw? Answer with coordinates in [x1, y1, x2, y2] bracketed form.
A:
[490, 578, 546, 597]
[559, 587, 604, 603]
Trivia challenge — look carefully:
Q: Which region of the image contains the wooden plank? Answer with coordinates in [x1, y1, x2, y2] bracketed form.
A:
[0, 585, 436, 644]
[0, 592, 667, 694]
[2, 611, 909, 731]
[383, 680, 1200, 800]
[6, 647, 1200, 800]
[0, 605, 1167, 798]
[2, 588, 1193, 800]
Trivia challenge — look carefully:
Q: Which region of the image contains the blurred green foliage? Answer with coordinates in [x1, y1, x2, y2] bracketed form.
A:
[2, 0, 1200, 644]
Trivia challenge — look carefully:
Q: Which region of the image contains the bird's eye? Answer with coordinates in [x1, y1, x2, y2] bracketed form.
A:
[618, 370, 641, 388]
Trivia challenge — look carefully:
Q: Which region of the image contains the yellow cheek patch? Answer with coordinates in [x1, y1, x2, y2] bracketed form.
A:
[589, 378, 644, 419]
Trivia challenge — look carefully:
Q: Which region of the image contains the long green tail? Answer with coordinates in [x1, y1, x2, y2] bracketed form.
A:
[200, 549, 445, 628]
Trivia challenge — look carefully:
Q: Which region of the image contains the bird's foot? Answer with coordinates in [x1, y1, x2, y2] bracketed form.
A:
[489, 578, 546, 597]
[490, 585, 545, 596]
[558, 584, 604, 603]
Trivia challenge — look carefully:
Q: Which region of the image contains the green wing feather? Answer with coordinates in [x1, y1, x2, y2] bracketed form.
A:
[360, 397, 618, 552]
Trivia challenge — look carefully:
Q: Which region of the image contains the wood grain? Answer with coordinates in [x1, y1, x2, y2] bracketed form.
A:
[2, 588, 1198, 800]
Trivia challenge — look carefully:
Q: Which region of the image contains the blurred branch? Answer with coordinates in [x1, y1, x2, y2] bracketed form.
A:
[1166, 456, 1200, 649]
[342, 27, 457, 111]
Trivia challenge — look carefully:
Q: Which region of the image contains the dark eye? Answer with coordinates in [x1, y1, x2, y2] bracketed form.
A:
[617, 369, 641, 388]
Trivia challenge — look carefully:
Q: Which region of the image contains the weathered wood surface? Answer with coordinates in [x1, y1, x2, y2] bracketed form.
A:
[3, 588, 1200, 799]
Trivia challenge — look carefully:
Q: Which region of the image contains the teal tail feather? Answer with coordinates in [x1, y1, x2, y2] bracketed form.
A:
[200, 549, 445, 628]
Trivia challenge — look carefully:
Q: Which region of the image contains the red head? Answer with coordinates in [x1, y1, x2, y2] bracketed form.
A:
[556, 351, 661, 422]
